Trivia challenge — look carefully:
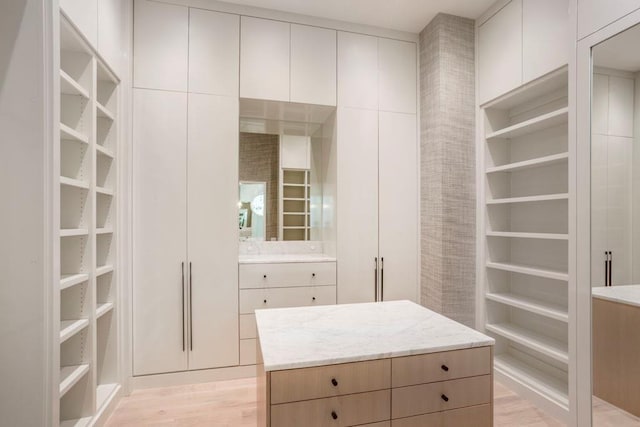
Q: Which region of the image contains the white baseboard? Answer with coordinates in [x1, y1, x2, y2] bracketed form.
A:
[131, 365, 258, 390]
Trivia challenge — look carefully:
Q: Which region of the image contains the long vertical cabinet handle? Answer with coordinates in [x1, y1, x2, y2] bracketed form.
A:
[380, 257, 384, 302]
[608, 252, 613, 287]
[189, 262, 193, 351]
[181, 262, 185, 352]
[605, 251, 609, 287]
[374, 257, 378, 302]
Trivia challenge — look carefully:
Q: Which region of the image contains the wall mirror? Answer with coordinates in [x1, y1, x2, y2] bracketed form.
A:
[238, 98, 335, 242]
[590, 22, 640, 424]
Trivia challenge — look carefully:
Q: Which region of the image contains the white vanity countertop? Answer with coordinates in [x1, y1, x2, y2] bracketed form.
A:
[255, 300, 495, 371]
[592, 285, 640, 308]
[238, 254, 337, 264]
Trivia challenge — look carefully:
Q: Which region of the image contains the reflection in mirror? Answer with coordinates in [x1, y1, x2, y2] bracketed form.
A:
[591, 23, 640, 425]
[239, 181, 266, 241]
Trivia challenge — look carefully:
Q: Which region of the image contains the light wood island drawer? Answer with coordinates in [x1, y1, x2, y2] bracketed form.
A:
[392, 347, 491, 387]
[240, 262, 337, 289]
[391, 375, 491, 419]
[271, 359, 391, 404]
[271, 389, 390, 427]
[391, 404, 491, 427]
[240, 286, 336, 314]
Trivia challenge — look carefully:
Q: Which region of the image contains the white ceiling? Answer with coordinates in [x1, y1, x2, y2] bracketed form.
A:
[593, 23, 640, 72]
[220, 0, 495, 33]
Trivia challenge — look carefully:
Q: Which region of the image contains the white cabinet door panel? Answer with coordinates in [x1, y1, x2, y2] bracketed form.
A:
[592, 73, 609, 135]
[290, 24, 336, 106]
[378, 39, 417, 114]
[578, 0, 640, 40]
[188, 9, 239, 96]
[523, 0, 569, 83]
[134, 0, 188, 91]
[337, 32, 378, 109]
[133, 89, 188, 375]
[240, 17, 290, 101]
[337, 108, 379, 303]
[240, 314, 257, 339]
[187, 93, 239, 370]
[608, 76, 634, 137]
[378, 112, 418, 302]
[478, 0, 522, 104]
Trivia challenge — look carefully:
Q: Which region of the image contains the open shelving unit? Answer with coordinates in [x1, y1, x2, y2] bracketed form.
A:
[478, 67, 570, 418]
[279, 169, 311, 240]
[57, 13, 120, 427]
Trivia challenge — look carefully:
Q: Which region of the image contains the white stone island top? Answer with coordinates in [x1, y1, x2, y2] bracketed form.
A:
[255, 300, 495, 372]
[238, 253, 337, 264]
[592, 285, 640, 308]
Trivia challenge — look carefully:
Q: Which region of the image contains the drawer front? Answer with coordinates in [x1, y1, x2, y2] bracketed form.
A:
[239, 262, 336, 288]
[392, 375, 491, 419]
[240, 338, 256, 365]
[391, 404, 491, 427]
[392, 347, 491, 387]
[240, 314, 257, 339]
[271, 359, 391, 404]
[239, 286, 336, 314]
[271, 389, 390, 427]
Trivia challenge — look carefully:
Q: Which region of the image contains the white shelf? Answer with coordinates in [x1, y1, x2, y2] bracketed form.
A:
[486, 153, 569, 174]
[96, 383, 119, 410]
[60, 123, 89, 145]
[486, 231, 568, 240]
[96, 144, 115, 159]
[96, 102, 115, 121]
[96, 227, 114, 235]
[60, 273, 89, 291]
[486, 107, 568, 140]
[60, 70, 89, 99]
[486, 261, 568, 281]
[494, 354, 569, 409]
[60, 417, 93, 427]
[96, 187, 114, 196]
[283, 226, 309, 230]
[283, 212, 306, 215]
[59, 364, 90, 397]
[486, 323, 568, 364]
[60, 176, 90, 190]
[60, 228, 89, 238]
[486, 292, 568, 322]
[486, 193, 569, 205]
[96, 265, 114, 277]
[96, 302, 114, 319]
[282, 197, 306, 201]
[283, 183, 306, 187]
[60, 319, 89, 343]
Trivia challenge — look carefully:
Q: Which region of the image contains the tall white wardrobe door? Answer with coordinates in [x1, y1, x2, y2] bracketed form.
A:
[337, 107, 379, 303]
[378, 112, 418, 302]
[133, 89, 188, 375]
[187, 93, 240, 369]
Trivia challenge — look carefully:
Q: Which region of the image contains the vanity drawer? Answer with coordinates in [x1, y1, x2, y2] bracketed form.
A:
[392, 347, 491, 387]
[271, 359, 391, 404]
[240, 314, 257, 339]
[391, 404, 491, 427]
[239, 262, 336, 289]
[271, 389, 390, 427]
[239, 286, 336, 314]
[240, 338, 257, 365]
[391, 375, 491, 419]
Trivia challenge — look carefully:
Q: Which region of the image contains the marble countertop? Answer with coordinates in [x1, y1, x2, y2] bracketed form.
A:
[238, 254, 337, 264]
[592, 285, 640, 308]
[255, 300, 495, 371]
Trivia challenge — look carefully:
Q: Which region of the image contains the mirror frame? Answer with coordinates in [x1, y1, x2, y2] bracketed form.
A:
[576, 7, 640, 426]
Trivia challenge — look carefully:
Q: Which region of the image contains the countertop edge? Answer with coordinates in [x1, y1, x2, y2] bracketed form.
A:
[592, 292, 640, 308]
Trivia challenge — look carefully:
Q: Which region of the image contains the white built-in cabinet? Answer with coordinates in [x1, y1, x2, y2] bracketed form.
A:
[240, 17, 336, 106]
[132, 0, 239, 376]
[478, 0, 569, 104]
[578, 0, 640, 40]
[337, 32, 379, 110]
[378, 38, 417, 114]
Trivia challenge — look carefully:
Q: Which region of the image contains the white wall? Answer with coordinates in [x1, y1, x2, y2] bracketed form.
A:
[0, 0, 54, 425]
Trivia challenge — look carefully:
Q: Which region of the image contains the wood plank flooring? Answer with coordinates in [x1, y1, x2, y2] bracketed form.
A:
[105, 378, 572, 426]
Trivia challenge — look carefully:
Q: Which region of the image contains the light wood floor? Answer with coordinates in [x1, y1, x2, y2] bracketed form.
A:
[105, 378, 571, 426]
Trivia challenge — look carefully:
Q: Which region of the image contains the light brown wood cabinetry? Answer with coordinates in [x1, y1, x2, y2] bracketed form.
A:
[260, 346, 493, 426]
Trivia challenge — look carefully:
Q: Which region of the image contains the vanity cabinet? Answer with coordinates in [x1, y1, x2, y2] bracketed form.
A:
[238, 261, 337, 365]
[133, 89, 239, 375]
[240, 17, 337, 105]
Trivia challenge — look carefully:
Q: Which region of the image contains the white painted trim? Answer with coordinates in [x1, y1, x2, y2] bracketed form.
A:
[131, 365, 258, 389]
[149, 0, 419, 42]
[575, 6, 640, 426]
[476, 0, 512, 28]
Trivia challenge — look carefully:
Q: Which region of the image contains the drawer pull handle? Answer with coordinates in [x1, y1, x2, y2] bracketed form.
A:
[263, 299, 267, 304]
[331, 378, 338, 386]
[263, 274, 267, 279]
[441, 364, 449, 372]
[441, 394, 449, 402]
[312, 273, 316, 277]
[331, 411, 338, 420]
[312, 297, 316, 301]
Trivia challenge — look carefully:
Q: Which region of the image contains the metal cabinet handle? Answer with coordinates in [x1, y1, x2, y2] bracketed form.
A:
[181, 262, 185, 352]
[331, 411, 338, 420]
[441, 394, 449, 402]
[380, 257, 384, 301]
[609, 251, 613, 287]
[374, 257, 378, 302]
[441, 364, 449, 372]
[189, 262, 193, 351]
[331, 378, 338, 386]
